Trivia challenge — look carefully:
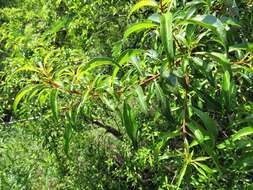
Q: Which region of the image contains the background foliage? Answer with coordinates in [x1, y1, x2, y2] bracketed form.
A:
[0, 0, 253, 189]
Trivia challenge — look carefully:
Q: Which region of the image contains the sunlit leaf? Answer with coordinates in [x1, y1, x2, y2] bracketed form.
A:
[183, 14, 227, 46]
[218, 127, 253, 149]
[160, 12, 174, 63]
[13, 85, 40, 112]
[124, 22, 158, 39]
[128, 0, 158, 19]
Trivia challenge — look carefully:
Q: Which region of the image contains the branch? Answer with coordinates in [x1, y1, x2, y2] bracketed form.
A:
[84, 116, 123, 140]
[0, 116, 40, 126]
[140, 73, 160, 86]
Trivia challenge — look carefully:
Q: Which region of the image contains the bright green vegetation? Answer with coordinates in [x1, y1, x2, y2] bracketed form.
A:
[0, 0, 253, 189]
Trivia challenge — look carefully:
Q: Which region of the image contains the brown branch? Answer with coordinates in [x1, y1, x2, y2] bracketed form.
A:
[232, 55, 252, 66]
[140, 73, 161, 87]
[46, 79, 83, 95]
[85, 116, 123, 140]
[160, 0, 164, 14]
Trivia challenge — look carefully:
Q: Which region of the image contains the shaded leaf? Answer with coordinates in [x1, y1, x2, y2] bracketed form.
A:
[136, 85, 148, 113]
[123, 101, 138, 148]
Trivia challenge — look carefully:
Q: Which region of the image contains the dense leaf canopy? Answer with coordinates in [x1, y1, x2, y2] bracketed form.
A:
[0, 0, 253, 189]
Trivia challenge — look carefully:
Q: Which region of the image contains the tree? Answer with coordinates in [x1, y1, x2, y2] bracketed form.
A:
[1, 0, 253, 189]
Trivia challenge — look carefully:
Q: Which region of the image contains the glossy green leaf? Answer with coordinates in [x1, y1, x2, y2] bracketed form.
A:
[13, 85, 40, 112]
[229, 42, 253, 52]
[124, 22, 158, 39]
[50, 89, 59, 120]
[136, 85, 148, 113]
[218, 127, 253, 149]
[191, 162, 207, 178]
[223, 70, 230, 92]
[188, 122, 205, 144]
[44, 16, 68, 35]
[194, 52, 229, 64]
[176, 162, 188, 189]
[160, 12, 174, 63]
[232, 127, 253, 141]
[123, 101, 138, 148]
[192, 107, 218, 142]
[194, 162, 214, 174]
[154, 81, 166, 105]
[85, 57, 119, 71]
[128, 0, 158, 19]
[64, 123, 73, 155]
[184, 14, 227, 46]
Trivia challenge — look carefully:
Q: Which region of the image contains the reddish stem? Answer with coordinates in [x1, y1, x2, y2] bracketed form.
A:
[160, 0, 164, 14]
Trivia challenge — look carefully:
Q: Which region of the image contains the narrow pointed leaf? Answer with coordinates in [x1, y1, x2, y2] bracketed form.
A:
[50, 89, 59, 119]
[184, 14, 227, 46]
[123, 101, 138, 148]
[128, 0, 158, 19]
[64, 124, 73, 155]
[136, 85, 148, 113]
[218, 127, 253, 149]
[13, 85, 39, 112]
[176, 163, 188, 189]
[124, 22, 158, 39]
[160, 12, 174, 62]
[192, 107, 218, 140]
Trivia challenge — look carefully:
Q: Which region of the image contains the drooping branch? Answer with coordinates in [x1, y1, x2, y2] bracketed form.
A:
[84, 116, 123, 140]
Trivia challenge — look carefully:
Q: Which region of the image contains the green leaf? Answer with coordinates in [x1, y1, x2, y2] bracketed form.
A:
[123, 100, 138, 148]
[223, 70, 230, 92]
[191, 107, 218, 144]
[232, 127, 253, 141]
[189, 121, 221, 172]
[176, 162, 188, 189]
[13, 85, 39, 112]
[76, 90, 90, 115]
[14, 65, 41, 74]
[194, 52, 229, 64]
[229, 42, 253, 52]
[128, 0, 158, 19]
[235, 152, 253, 169]
[188, 122, 205, 144]
[101, 96, 115, 111]
[117, 49, 143, 65]
[44, 16, 69, 35]
[190, 136, 210, 148]
[184, 14, 227, 46]
[124, 22, 158, 39]
[217, 127, 253, 149]
[136, 86, 148, 113]
[222, 70, 236, 111]
[50, 89, 59, 120]
[194, 162, 214, 174]
[112, 49, 143, 87]
[64, 123, 73, 155]
[85, 57, 119, 71]
[160, 12, 174, 63]
[191, 162, 207, 178]
[156, 129, 181, 154]
[154, 81, 166, 105]
[194, 156, 211, 162]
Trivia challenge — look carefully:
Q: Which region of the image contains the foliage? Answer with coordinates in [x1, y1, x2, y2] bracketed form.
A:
[1, 0, 253, 189]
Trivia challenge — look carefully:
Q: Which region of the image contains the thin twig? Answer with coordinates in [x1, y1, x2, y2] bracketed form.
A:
[0, 116, 41, 126]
